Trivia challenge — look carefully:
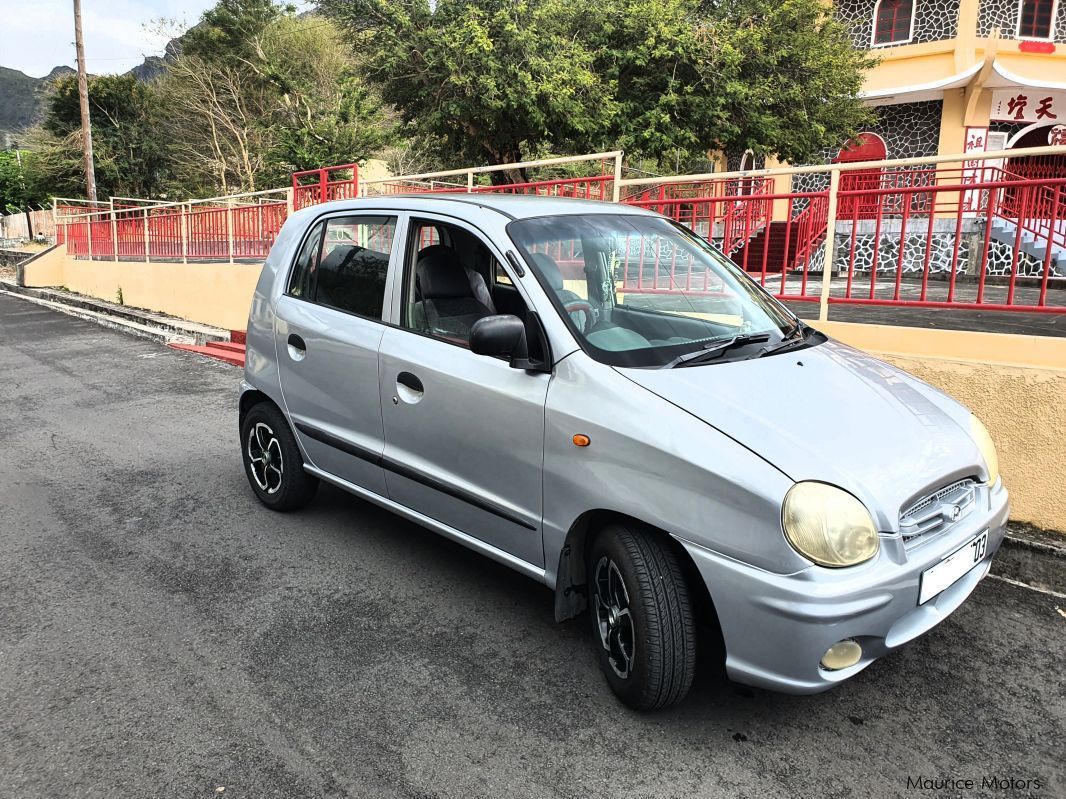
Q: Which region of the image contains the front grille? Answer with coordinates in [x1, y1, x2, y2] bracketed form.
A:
[899, 479, 977, 545]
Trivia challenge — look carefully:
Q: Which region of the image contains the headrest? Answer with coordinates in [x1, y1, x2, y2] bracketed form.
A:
[417, 244, 454, 264]
[531, 252, 563, 290]
[416, 248, 472, 299]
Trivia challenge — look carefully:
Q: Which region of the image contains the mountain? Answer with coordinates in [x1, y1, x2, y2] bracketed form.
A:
[0, 65, 64, 144]
[0, 42, 177, 144]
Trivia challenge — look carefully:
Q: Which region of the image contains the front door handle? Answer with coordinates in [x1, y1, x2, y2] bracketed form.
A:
[395, 371, 424, 404]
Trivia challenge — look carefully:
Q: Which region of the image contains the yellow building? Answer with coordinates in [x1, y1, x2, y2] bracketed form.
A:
[834, 0, 1065, 172]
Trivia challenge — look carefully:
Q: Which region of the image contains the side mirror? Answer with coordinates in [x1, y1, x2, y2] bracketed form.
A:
[470, 314, 529, 361]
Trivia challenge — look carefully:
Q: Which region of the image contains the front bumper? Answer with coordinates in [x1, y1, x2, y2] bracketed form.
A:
[679, 481, 1009, 694]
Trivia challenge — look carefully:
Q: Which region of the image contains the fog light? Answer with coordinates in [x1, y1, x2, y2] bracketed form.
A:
[821, 639, 863, 671]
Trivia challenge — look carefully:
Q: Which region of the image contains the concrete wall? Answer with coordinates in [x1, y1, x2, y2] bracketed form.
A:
[23, 247, 261, 331]
[820, 321, 1066, 532]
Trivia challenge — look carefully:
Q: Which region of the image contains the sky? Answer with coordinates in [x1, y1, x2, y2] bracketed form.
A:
[0, 0, 312, 78]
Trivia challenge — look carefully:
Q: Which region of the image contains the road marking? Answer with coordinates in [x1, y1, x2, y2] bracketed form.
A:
[988, 573, 1066, 599]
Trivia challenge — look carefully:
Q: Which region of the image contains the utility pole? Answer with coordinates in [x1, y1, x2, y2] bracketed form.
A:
[73, 0, 97, 202]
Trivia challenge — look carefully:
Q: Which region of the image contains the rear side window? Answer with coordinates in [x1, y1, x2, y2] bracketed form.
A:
[287, 215, 397, 320]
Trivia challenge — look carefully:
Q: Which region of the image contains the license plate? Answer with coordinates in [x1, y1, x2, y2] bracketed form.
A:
[919, 530, 989, 604]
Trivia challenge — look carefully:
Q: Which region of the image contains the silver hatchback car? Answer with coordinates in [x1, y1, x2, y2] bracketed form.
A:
[239, 194, 1008, 710]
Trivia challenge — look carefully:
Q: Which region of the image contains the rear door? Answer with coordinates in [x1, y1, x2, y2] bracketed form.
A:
[274, 213, 402, 496]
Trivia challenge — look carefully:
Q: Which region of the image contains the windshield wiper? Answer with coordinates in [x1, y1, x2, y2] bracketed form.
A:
[756, 322, 811, 358]
[662, 333, 771, 368]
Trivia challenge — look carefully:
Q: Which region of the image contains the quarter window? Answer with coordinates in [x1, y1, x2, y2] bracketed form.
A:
[288, 221, 324, 300]
[287, 216, 397, 320]
[871, 0, 914, 46]
[1018, 0, 1055, 39]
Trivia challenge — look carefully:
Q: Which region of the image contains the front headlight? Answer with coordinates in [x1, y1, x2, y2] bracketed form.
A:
[969, 414, 1000, 487]
[782, 482, 880, 568]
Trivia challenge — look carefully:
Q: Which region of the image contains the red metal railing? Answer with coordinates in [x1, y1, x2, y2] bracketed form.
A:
[622, 176, 774, 255]
[471, 175, 613, 200]
[619, 187, 826, 303]
[614, 165, 1065, 313]
[62, 198, 289, 261]
[370, 174, 615, 199]
[292, 164, 359, 209]
[828, 172, 1066, 312]
[53, 151, 1066, 314]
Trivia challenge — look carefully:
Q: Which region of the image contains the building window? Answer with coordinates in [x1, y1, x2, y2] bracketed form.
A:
[1017, 0, 1056, 39]
[871, 0, 915, 46]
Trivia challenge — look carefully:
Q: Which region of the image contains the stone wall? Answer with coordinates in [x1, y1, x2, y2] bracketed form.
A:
[807, 223, 1050, 277]
[834, 0, 962, 48]
[979, 0, 1066, 43]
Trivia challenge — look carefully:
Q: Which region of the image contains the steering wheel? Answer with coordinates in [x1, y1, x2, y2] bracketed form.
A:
[563, 299, 595, 333]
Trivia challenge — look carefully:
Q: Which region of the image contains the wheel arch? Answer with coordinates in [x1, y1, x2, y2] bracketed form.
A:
[553, 510, 719, 643]
[238, 387, 276, 424]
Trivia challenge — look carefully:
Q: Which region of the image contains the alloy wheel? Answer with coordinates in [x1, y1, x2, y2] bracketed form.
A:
[594, 556, 635, 679]
[247, 421, 284, 494]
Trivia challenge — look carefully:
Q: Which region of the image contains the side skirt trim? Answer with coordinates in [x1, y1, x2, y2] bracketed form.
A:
[303, 463, 548, 584]
[294, 420, 536, 531]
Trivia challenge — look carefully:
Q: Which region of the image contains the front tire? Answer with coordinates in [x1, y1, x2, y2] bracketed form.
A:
[588, 523, 697, 710]
[240, 402, 318, 511]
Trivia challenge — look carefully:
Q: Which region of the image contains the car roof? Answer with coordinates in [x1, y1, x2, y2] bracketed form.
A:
[301, 192, 661, 221]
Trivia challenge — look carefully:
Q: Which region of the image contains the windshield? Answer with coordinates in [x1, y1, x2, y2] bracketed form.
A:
[508, 213, 807, 367]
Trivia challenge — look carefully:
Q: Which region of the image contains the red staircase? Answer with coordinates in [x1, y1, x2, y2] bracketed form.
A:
[731, 222, 798, 274]
[169, 330, 246, 367]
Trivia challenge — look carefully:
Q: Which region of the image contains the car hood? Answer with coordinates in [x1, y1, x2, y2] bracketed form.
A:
[617, 339, 985, 529]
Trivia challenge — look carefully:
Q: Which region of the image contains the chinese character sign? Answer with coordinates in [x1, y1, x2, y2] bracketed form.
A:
[962, 126, 989, 214]
[991, 90, 1065, 123]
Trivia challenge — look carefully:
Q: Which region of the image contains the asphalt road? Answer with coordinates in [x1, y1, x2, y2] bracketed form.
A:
[0, 292, 1063, 799]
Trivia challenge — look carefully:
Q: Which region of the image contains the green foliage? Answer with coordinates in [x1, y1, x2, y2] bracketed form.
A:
[256, 15, 397, 181]
[158, 8, 397, 193]
[13, 0, 876, 201]
[323, 0, 876, 172]
[180, 0, 288, 64]
[319, 0, 609, 179]
[42, 74, 172, 197]
[0, 150, 50, 213]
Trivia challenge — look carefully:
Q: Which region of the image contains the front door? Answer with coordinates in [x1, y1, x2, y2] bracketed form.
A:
[377, 215, 550, 567]
[835, 133, 888, 220]
[274, 213, 400, 496]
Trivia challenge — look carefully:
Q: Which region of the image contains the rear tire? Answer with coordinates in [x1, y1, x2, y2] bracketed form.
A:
[587, 523, 697, 710]
[240, 402, 318, 511]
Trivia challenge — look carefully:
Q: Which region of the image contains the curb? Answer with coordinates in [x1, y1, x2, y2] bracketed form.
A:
[993, 524, 1066, 595]
[0, 281, 230, 346]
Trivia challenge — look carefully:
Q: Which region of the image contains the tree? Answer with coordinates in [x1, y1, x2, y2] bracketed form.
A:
[586, 0, 877, 165]
[158, 8, 396, 194]
[180, 0, 287, 65]
[257, 14, 397, 182]
[322, 0, 875, 176]
[319, 0, 611, 181]
[0, 149, 50, 213]
[42, 74, 172, 198]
